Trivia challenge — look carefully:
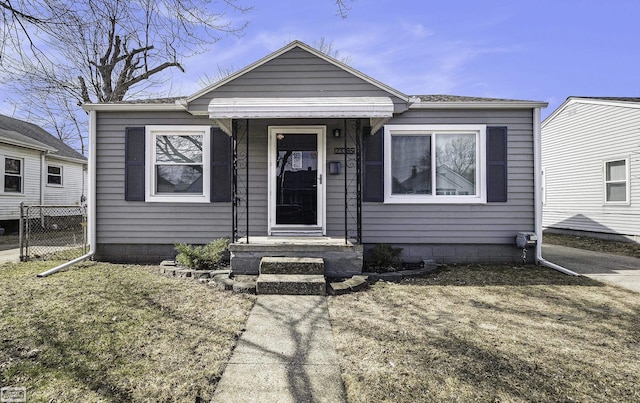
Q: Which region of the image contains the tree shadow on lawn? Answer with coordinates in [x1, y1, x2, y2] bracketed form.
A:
[333, 268, 640, 402]
[1, 263, 251, 402]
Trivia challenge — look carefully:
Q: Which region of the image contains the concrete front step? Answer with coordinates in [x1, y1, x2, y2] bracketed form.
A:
[256, 274, 326, 296]
[260, 256, 324, 275]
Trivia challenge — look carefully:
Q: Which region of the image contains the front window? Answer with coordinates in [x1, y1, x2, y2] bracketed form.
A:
[146, 126, 210, 202]
[604, 159, 629, 203]
[4, 157, 23, 193]
[385, 125, 485, 203]
[47, 165, 63, 186]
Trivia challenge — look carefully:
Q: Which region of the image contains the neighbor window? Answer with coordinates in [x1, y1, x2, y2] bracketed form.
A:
[47, 165, 63, 186]
[604, 159, 629, 203]
[384, 125, 486, 203]
[3, 156, 23, 193]
[145, 126, 210, 202]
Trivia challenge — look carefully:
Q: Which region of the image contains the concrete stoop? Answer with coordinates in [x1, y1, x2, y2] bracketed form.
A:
[256, 257, 326, 295]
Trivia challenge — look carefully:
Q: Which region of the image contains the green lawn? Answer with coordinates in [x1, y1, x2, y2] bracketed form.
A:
[0, 260, 254, 402]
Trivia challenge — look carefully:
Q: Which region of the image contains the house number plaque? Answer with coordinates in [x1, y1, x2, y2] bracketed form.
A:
[334, 147, 355, 154]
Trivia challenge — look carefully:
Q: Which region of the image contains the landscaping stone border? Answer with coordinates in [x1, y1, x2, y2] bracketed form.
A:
[159, 260, 257, 294]
[159, 258, 440, 296]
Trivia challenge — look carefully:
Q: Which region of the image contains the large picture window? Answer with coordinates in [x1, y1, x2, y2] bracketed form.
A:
[145, 126, 210, 202]
[604, 158, 629, 203]
[385, 125, 486, 203]
[3, 157, 23, 193]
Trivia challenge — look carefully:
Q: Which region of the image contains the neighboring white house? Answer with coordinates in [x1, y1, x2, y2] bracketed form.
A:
[541, 97, 640, 242]
[0, 114, 87, 228]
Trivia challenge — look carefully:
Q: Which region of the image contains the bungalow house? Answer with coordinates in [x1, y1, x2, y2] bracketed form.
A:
[542, 97, 640, 242]
[83, 40, 547, 276]
[0, 114, 87, 232]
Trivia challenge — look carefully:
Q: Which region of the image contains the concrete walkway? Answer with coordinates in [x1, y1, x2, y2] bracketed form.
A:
[543, 244, 640, 293]
[211, 295, 347, 403]
[0, 248, 20, 264]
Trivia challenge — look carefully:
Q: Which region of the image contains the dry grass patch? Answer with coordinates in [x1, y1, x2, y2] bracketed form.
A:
[0, 260, 254, 402]
[329, 265, 640, 402]
[544, 232, 640, 258]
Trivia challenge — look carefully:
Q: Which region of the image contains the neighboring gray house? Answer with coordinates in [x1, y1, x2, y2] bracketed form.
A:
[0, 114, 87, 230]
[84, 40, 547, 274]
[542, 97, 640, 242]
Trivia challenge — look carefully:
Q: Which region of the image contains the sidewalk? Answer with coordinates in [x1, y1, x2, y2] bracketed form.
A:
[542, 244, 640, 293]
[0, 248, 20, 264]
[211, 295, 346, 403]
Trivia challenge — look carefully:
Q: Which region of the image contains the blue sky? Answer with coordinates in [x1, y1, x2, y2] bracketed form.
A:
[165, 0, 640, 118]
[1, 0, 638, 120]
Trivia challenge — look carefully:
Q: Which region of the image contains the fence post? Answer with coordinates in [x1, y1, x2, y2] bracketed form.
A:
[19, 202, 24, 261]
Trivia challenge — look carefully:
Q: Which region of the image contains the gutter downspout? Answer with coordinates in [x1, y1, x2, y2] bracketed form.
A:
[38, 110, 96, 277]
[40, 152, 46, 205]
[532, 107, 579, 276]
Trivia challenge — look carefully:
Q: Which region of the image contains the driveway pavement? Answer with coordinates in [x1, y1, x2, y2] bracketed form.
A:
[542, 244, 640, 293]
[0, 248, 20, 264]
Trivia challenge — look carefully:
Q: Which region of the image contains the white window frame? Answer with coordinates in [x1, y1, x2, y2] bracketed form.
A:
[46, 164, 63, 187]
[1, 155, 24, 195]
[603, 158, 630, 204]
[145, 125, 211, 203]
[384, 124, 487, 204]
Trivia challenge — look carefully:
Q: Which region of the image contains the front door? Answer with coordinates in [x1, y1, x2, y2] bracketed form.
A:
[268, 126, 326, 235]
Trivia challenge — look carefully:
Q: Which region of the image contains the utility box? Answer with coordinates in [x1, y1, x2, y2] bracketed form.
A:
[515, 232, 537, 249]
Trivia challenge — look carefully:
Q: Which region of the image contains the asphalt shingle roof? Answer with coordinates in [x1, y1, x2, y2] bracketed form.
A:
[415, 94, 543, 103]
[0, 114, 86, 161]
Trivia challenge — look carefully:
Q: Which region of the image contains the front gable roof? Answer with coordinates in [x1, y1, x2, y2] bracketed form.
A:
[185, 40, 409, 104]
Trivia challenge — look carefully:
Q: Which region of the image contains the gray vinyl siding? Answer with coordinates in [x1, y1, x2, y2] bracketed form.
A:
[95, 108, 535, 247]
[96, 113, 357, 244]
[95, 111, 232, 244]
[189, 47, 407, 113]
[232, 118, 357, 237]
[362, 108, 535, 245]
[542, 101, 640, 239]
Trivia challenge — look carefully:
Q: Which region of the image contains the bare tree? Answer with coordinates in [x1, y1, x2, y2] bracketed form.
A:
[313, 37, 352, 65]
[436, 135, 476, 182]
[1, 0, 252, 154]
[1, 1, 356, 154]
[335, 0, 355, 18]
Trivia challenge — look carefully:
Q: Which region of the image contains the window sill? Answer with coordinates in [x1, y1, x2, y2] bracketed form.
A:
[145, 194, 209, 203]
[384, 195, 487, 204]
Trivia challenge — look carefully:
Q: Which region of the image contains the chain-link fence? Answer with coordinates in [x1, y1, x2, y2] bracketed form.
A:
[19, 203, 88, 262]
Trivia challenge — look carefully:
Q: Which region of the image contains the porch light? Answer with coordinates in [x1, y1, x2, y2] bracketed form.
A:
[333, 128, 341, 138]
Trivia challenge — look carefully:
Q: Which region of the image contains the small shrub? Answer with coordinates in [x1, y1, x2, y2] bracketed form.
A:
[174, 238, 229, 270]
[367, 243, 403, 272]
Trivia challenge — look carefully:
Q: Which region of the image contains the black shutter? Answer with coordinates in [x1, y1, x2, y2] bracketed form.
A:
[125, 127, 145, 201]
[363, 127, 384, 202]
[486, 126, 508, 202]
[211, 127, 232, 202]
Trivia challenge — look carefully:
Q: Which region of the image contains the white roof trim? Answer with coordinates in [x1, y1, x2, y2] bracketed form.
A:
[0, 129, 57, 153]
[82, 102, 186, 112]
[542, 97, 640, 128]
[410, 101, 548, 110]
[188, 41, 409, 103]
[208, 97, 395, 119]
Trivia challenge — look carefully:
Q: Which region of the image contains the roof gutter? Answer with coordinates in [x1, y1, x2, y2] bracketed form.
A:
[532, 107, 579, 276]
[37, 110, 97, 277]
[410, 101, 549, 110]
